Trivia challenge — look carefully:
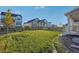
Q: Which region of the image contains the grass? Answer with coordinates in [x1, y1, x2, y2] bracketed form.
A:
[0, 30, 64, 53]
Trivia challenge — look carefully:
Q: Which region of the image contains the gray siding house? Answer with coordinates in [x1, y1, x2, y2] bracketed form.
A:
[23, 18, 49, 29]
[0, 11, 22, 32]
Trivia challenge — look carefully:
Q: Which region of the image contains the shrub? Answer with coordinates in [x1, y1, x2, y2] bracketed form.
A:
[0, 30, 63, 53]
[23, 26, 32, 30]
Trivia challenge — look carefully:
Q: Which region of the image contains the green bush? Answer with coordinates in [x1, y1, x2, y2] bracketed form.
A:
[23, 26, 32, 30]
[0, 30, 63, 53]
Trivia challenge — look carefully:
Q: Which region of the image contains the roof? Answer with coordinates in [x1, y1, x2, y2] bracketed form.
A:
[24, 18, 39, 24]
[24, 18, 48, 24]
[65, 8, 79, 20]
[65, 8, 79, 16]
[0, 12, 22, 17]
[39, 19, 47, 23]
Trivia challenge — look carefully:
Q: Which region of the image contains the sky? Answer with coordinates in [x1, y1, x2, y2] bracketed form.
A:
[0, 6, 74, 26]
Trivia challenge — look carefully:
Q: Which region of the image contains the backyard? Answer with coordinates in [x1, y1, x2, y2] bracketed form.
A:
[0, 30, 64, 53]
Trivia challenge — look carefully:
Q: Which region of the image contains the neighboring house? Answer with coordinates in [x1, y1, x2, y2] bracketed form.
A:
[23, 18, 48, 29]
[65, 8, 79, 33]
[47, 22, 57, 30]
[0, 11, 22, 32]
[0, 20, 4, 32]
[51, 24, 57, 28]
[48, 22, 52, 28]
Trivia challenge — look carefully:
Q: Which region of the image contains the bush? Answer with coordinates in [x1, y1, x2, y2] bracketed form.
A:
[23, 26, 32, 30]
[0, 30, 63, 53]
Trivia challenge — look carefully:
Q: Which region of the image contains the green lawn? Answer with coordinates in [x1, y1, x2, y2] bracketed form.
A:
[0, 30, 64, 53]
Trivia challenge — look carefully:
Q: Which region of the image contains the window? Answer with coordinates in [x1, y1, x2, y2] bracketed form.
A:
[72, 25, 79, 32]
[17, 16, 21, 20]
[16, 22, 21, 25]
[1, 15, 5, 20]
[73, 20, 79, 22]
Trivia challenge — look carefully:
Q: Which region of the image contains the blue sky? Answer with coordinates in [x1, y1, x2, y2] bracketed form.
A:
[0, 6, 74, 26]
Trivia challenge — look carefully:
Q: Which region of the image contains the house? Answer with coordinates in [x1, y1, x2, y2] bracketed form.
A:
[23, 18, 48, 29]
[0, 10, 22, 32]
[65, 8, 79, 33]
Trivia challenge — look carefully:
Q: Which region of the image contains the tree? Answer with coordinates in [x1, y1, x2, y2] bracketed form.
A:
[4, 9, 14, 33]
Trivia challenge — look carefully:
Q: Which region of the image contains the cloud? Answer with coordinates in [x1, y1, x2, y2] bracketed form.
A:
[35, 6, 45, 9]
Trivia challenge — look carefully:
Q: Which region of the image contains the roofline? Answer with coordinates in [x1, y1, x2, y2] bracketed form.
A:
[26, 18, 39, 23]
[65, 8, 79, 16]
[1, 12, 22, 17]
[24, 18, 48, 24]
